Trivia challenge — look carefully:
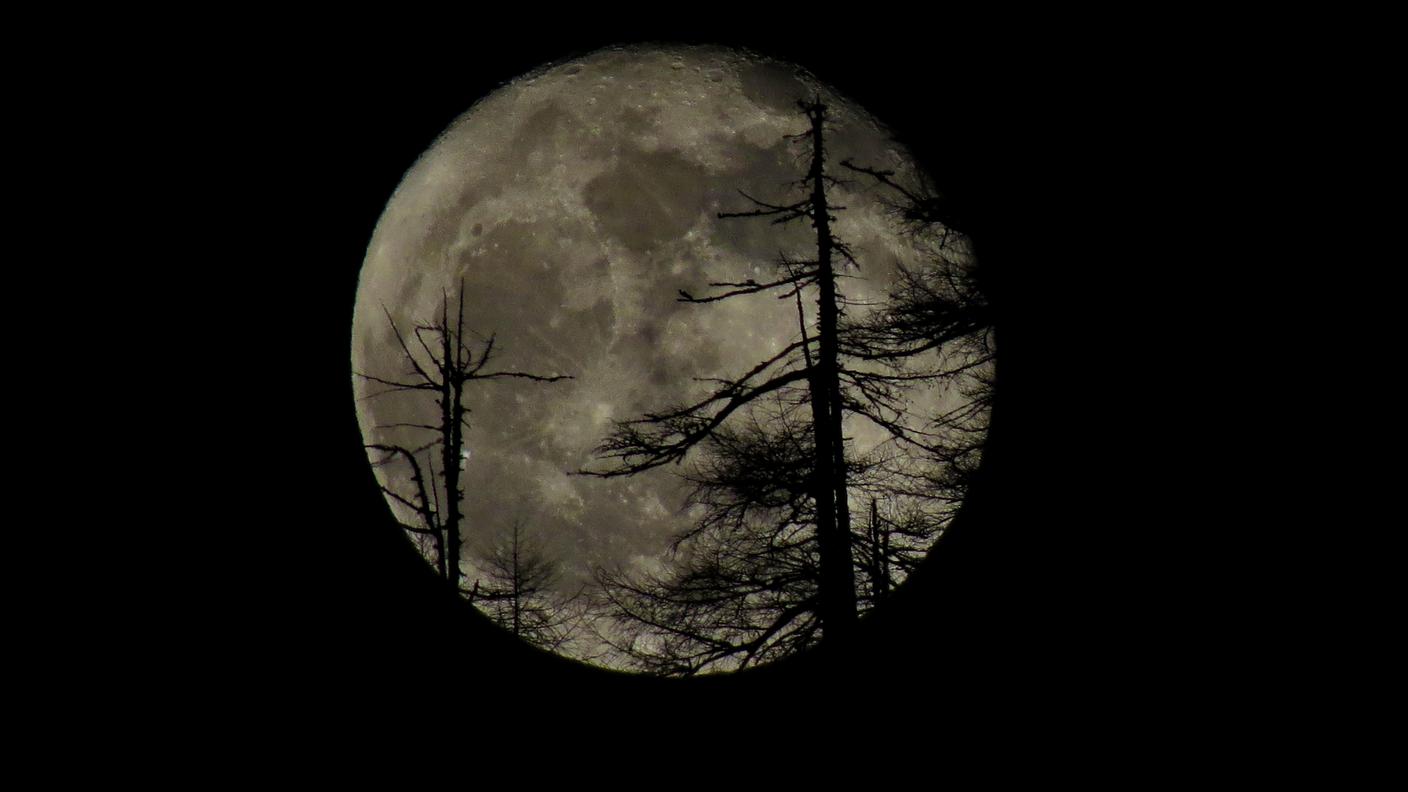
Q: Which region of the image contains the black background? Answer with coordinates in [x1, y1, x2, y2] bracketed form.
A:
[209, 21, 1196, 730]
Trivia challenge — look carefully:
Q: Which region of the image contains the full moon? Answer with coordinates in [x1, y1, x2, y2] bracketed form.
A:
[351, 44, 985, 672]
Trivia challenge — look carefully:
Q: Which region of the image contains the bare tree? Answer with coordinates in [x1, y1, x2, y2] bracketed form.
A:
[589, 403, 941, 674]
[466, 520, 585, 653]
[838, 159, 994, 509]
[590, 401, 823, 674]
[582, 99, 960, 673]
[366, 443, 446, 577]
[357, 284, 570, 591]
[584, 99, 861, 635]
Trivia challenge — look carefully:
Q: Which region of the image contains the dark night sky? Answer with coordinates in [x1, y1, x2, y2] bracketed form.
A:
[350, 45, 986, 669]
[212, 22, 1198, 724]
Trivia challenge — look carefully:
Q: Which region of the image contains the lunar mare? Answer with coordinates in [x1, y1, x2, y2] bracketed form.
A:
[351, 45, 977, 665]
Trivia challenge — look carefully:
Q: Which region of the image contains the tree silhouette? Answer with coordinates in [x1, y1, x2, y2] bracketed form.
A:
[589, 404, 944, 674]
[466, 519, 586, 653]
[582, 99, 959, 673]
[357, 285, 570, 592]
[586, 99, 858, 631]
[838, 160, 993, 512]
[366, 442, 447, 577]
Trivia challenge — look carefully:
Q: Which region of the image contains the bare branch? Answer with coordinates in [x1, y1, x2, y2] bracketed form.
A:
[382, 305, 439, 388]
[354, 372, 439, 393]
[717, 189, 811, 223]
[677, 268, 815, 304]
[472, 371, 573, 383]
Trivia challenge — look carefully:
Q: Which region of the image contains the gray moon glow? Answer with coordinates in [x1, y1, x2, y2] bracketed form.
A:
[351, 45, 982, 670]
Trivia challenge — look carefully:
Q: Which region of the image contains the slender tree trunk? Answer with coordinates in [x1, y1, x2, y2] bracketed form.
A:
[805, 360, 840, 632]
[511, 522, 522, 636]
[429, 465, 449, 580]
[806, 102, 858, 636]
[448, 385, 466, 587]
[880, 514, 892, 595]
[413, 452, 447, 580]
[868, 498, 885, 601]
[440, 298, 463, 587]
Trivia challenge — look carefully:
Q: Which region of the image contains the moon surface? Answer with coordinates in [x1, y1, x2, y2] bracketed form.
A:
[351, 44, 976, 667]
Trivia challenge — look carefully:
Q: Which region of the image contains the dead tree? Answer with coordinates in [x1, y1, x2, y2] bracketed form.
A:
[366, 443, 447, 578]
[466, 520, 585, 652]
[838, 159, 994, 517]
[578, 98, 985, 672]
[357, 284, 570, 591]
[582, 100, 861, 640]
[589, 399, 940, 674]
[851, 495, 945, 608]
[576, 100, 997, 675]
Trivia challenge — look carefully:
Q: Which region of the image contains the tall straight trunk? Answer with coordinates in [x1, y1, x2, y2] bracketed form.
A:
[805, 362, 840, 632]
[511, 523, 522, 636]
[440, 298, 464, 587]
[868, 498, 883, 600]
[806, 102, 858, 635]
[429, 465, 448, 580]
[446, 385, 465, 587]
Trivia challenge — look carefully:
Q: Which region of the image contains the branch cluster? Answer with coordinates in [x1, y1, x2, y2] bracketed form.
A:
[583, 104, 997, 675]
[357, 101, 996, 676]
[466, 521, 589, 653]
[357, 284, 571, 585]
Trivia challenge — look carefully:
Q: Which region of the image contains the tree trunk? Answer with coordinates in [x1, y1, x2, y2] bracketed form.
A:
[413, 451, 447, 580]
[807, 102, 858, 636]
[867, 498, 882, 600]
[804, 359, 840, 633]
[511, 522, 522, 636]
[440, 298, 463, 587]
